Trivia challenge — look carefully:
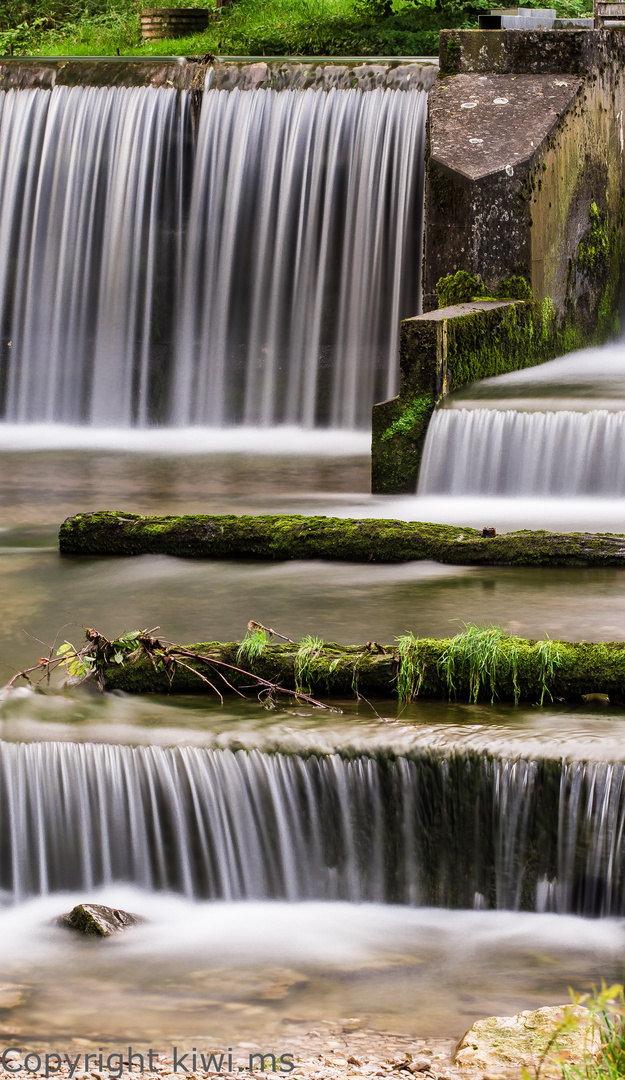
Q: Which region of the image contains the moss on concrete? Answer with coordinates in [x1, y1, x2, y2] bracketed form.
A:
[372, 200, 625, 495]
[60, 511, 625, 568]
[371, 394, 434, 493]
[578, 201, 610, 273]
[436, 271, 488, 307]
[379, 395, 434, 441]
[436, 272, 535, 309]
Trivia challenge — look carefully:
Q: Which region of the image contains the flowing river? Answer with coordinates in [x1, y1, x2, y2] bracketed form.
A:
[1, 65, 625, 1054]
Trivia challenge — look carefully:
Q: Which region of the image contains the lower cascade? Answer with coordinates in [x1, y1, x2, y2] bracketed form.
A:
[0, 82, 426, 428]
[418, 407, 625, 495]
[2, 740, 624, 916]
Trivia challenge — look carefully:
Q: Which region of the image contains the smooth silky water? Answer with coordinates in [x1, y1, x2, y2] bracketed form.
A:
[2, 71, 625, 1052]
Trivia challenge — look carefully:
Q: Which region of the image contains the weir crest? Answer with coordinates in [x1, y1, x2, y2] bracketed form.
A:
[0, 78, 427, 429]
[1, 740, 624, 918]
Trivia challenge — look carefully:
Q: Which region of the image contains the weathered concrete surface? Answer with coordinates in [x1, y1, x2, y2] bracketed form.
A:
[0, 58, 195, 90]
[425, 73, 581, 304]
[372, 300, 532, 492]
[0, 58, 437, 94]
[454, 1005, 599, 1077]
[208, 59, 438, 91]
[424, 30, 625, 316]
[439, 26, 625, 76]
[429, 74, 578, 181]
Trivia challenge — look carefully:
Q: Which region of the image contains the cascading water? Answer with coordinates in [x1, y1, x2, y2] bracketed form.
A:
[173, 85, 427, 427]
[2, 740, 624, 916]
[0, 86, 190, 425]
[418, 408, 625, 495]
[0, 79, 427, 429]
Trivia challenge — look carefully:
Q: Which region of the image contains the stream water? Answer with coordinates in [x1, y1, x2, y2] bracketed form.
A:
[1, 69, 625, 1059]
[1, 435, 625, 1046]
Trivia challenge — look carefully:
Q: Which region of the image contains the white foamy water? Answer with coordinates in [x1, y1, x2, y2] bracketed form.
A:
[0, 424, 370, 455]
[1, 891, 622, 1041]
[2, 889, 621, 966]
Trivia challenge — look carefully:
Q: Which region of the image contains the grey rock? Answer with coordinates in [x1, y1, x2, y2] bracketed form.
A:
[57, 903, 144, 937]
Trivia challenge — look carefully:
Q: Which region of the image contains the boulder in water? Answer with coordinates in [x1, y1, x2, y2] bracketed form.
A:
[454, 1004, 599, 1076]
[58, 903, 144, 937]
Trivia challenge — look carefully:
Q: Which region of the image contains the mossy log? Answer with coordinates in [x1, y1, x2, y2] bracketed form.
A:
[103, 636, 625, 703]
[59, 511, 625, 566]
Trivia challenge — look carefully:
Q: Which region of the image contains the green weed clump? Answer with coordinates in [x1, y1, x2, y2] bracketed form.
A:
[439, 622, 520, 704]
[527, 984, 625, 1080]
[236, 626, 267, 666]
[396, 630, 424, 703]
[294, 635, 324, 693]
[536, 634, 563, 705]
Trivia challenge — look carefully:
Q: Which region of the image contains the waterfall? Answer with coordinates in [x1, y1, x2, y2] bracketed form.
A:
[0, 86, 190, 425]
[173, 86, 427, 427]
[418, 407, 625, 495]
[0, 81, 426, 429]
[1, 740, 625, 915]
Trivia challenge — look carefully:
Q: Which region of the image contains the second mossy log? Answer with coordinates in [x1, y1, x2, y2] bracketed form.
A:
[59, 511, 625, 567]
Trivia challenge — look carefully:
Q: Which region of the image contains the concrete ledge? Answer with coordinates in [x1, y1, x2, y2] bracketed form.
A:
[372, 298, 555, 493]
[439, 27, 625, 76]
[0, 58, 195, 90]
[0, 58, 438, 93]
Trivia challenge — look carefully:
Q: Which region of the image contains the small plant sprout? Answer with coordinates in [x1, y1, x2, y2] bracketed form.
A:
[537, 634, 563, 706]
[294, 635, 324, 693]
[396, 631, 424, 704]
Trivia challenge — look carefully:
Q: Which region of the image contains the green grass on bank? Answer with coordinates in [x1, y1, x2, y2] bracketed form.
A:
[1, 0, 592, 60]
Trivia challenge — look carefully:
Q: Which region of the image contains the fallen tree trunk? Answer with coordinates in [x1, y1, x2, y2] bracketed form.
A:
[101, 633, 625, 704]
[59, 511, 625, 567]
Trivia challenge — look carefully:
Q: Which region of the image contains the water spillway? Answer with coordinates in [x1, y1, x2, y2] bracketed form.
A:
[0, 85, 190, 425]
[418, 408, 625, 496]
[173, 85, 426, 427]
[0, 74, 427, 428]
[2, 740, 625, 917]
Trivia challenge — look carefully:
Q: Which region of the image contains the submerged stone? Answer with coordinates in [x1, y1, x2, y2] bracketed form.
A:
[0, 983, 29, 1008]
[454, 1004, 599, 1076]
[58, 903, 143, 937]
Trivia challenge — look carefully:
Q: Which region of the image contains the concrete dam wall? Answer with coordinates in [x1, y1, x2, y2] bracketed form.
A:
[372, 29, 625, 493]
